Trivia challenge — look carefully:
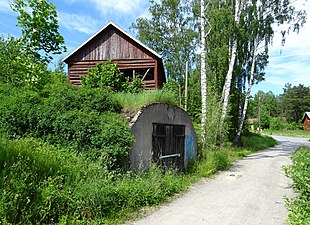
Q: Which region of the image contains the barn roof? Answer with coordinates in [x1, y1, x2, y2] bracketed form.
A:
[62, 22, 162, 62]
[301, 112, 310, 123]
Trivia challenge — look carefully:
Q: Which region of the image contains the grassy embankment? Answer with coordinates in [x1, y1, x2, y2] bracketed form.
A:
[0, 83, 277, 224]
[284, 146, 310, 224]
[263, 129, 310, 138]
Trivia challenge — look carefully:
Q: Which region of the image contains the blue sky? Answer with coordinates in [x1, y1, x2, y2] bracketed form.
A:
[0, 0, 309, 96]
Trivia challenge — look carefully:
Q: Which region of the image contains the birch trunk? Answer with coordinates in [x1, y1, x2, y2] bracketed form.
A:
[237, 72, 243, 131]
[233, 43, 258, 146]
[200, 0, 207, 143]
[220, 0, 243, 127]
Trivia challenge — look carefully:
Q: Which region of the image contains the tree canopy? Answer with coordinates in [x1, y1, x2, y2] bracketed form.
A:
[11, 0, 66, 63]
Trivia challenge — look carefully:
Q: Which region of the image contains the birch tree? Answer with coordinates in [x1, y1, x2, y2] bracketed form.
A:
[233, 0, 307, 146]
[200, 0, 207, 143]
[219, 0, 244, 128]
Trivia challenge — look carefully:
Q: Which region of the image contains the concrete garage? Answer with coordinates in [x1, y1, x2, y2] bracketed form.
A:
[129, 103, 197, 171]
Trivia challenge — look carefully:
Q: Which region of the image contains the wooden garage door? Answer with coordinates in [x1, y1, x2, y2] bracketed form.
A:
[152, 123, 185, 170]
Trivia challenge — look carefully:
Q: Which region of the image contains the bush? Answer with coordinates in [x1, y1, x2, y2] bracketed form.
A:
[81, 61, 123, 91]
[122, 77, 145, 93]
[269, 117, 288, 130]
[284, 146, 310, 224]
[0, 83, 131, 168]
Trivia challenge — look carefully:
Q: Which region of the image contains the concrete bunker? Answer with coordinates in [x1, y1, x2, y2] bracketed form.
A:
[129, 103, 197, 170]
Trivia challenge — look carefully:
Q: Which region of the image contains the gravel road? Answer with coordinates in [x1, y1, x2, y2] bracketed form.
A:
[127, 135, 310, 225]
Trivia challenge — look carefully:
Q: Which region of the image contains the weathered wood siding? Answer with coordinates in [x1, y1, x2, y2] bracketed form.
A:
[68, 59, 156, 86]
[303, 116, 310, 132]
[67, 27, 154, 61]
[65, 24, 164, 90]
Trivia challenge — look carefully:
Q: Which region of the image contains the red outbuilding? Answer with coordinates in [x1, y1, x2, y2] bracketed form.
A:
[63, 22, 166, 90]
[301, 112, 310, 132]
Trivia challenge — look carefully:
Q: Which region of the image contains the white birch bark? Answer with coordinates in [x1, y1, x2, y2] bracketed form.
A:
[200, 0, 207, 143]
[234, 41, 258, 144]
[220, 0, 243, 127]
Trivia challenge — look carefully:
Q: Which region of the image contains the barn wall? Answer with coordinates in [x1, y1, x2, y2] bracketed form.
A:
[130, 103, 197, 170]
[68, 59, 157, 88]
[303, 117, 310, 132]
[64, 24, 165, 89]
[67, 27, 154, 62]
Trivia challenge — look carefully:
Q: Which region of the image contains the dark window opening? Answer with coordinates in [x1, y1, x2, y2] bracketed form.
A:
[152, 123, 185, 170]
[120, 68, 154, 82]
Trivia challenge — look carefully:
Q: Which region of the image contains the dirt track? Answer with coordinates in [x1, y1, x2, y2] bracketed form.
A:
[127, 136, 310, 225]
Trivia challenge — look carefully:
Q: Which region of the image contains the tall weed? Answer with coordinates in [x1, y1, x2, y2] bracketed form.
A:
[115, 90, 178, 113]
[0, 137, 190, 224]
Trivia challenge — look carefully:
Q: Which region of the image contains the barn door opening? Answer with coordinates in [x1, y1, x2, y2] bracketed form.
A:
[152, 123, 185, 170]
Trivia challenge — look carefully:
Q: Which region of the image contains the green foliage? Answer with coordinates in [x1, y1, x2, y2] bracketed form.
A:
[0, 137, 190, 224]
[241, 133, 277, 152]
[11, 0, 66, 63]
[82, 61, 123, 91]
[131, 0, 197, 80]
[0, 130, 277, 224]
[248, 91, 279, 129]
[0, 36, 50, 89]
[269, 117, 288, 130]
[280, 83, 310, 123]
[263, 129, 310, 138]
[82, 61, 145, 94]
[162, 78, 179, 100]
[115, 90, 178, 113]
[284, 146, 310, 224]
[187, 69, 202, 123]
[0, 138, 80, 224]
[205, 89, 228, 146]
[123, 77, 145, 94]
[0, 83, 131, 168]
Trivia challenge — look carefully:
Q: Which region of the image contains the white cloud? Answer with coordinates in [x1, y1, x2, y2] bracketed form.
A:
[265, 54, 310, 87]
[0, 0, 13, 14]
[58, 12, 100, 35]
[90, 0, 144, 14]
[262, 2, 310, 92]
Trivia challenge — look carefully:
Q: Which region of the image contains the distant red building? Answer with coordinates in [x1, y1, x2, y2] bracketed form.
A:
[301, 112, 310, 132]
[63, 22, 166, 90]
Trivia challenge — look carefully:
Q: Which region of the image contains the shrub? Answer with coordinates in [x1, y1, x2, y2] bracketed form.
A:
[284, 146, 310, 224]
[122, 77, 145, 93]
[81, 60, 123, 91]
[0, 83, 131, 168]
[269, 117, 288, 130]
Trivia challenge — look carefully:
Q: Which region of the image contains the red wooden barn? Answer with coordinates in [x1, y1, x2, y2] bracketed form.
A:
[302, 112, 310, 132]
[63, 22, 166, 90]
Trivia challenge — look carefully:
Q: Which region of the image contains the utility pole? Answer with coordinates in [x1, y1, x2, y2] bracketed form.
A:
[185, 61, 188, 111]
[258, 93, 261, 134]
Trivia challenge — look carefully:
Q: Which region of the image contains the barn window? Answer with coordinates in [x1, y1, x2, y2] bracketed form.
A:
[121, 68, 154, 81]
[152, 123, 185, 170]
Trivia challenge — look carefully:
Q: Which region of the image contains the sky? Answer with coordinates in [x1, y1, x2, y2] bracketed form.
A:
[0, 0, 309, 96]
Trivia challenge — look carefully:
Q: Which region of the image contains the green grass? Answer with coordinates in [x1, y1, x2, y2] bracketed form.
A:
[115, 90, 178, 113]
[242, 133, 278, 151]
[284, 146, 310, 224]
[263, 129, 310, 138]
[0, 133, 277, 224]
